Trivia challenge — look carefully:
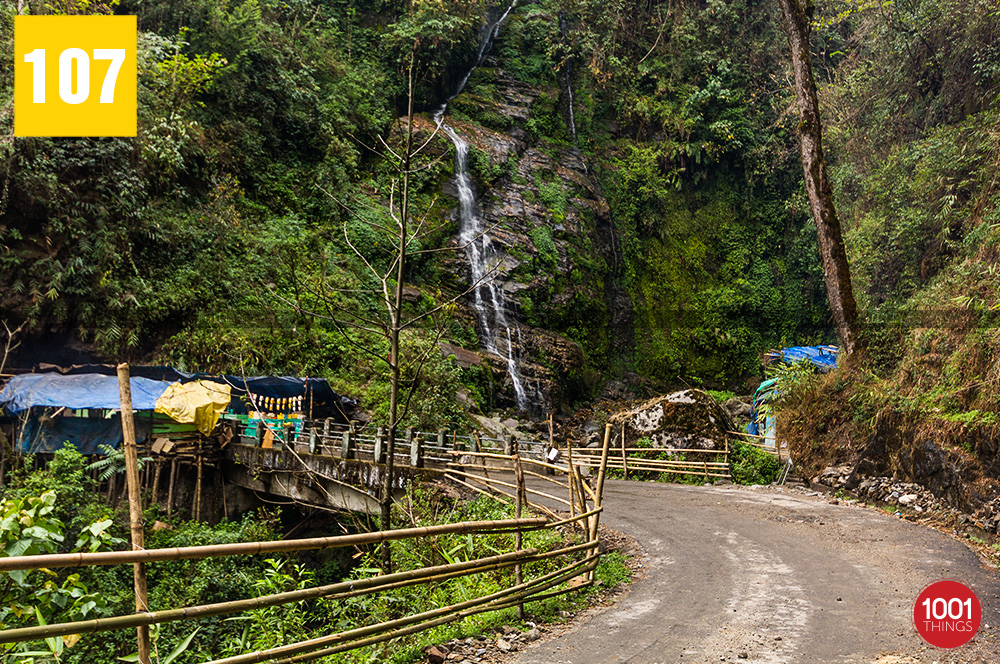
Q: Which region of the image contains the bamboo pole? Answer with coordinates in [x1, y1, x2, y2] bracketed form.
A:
[727, 430, 767, 439]
[572, 457, 730, 469]
[590, 423, 612, 542]
[513, 444, 525, 619]
[547, 507, 603, 529]
[443, 469, 571, 507]
[620, 424, 627, 479]
[266, 559, 598, 664]
[166, 457, 177, 517]
[448, 450, 577, 474]
[0, 546, 564, 644]
[565, 439, 577, 529]
[0, 517, 548, 572]
[571, 447, 729, 454]
[195, 441, 203, 521]
[521, 467, 574, 490]
[116, 363, 151, 664]
[448, 461, 566, 480]
[266, 567, 598, 664]
[151, 460, 162, 507]
[204, 555, 599, 664]
[444, 474, 519, 509]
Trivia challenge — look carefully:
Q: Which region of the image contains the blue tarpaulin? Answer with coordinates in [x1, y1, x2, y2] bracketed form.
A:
[778, 345, 839, 372]
[0, 373, 173, 413]
[17, 413, 153, 454]
[25, 366, 356, 422]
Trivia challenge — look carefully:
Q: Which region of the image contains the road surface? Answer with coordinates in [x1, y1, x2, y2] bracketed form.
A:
[515, 481, 1000, 664]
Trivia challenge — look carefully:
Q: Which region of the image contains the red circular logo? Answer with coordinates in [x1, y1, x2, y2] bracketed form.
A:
[913, 579, 982, 649]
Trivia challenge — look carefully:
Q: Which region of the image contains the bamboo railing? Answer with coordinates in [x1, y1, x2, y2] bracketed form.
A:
[0, 425, 613, 663]
[570, 431, 732, 481]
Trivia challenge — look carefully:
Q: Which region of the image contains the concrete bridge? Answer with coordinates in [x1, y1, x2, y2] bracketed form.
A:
[222, 423, 547, 515]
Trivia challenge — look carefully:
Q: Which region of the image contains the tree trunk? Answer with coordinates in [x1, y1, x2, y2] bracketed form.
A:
[380, 49, 417, 575]
[778, 0, 861, 357]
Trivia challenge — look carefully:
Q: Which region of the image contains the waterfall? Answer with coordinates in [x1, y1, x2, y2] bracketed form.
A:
[566, 69, 577, 142]
[558, 13, 577, 142]
[434, 1, 530, 411]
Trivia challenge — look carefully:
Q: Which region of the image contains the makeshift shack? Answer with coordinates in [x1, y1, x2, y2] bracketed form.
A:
[0, 366, 355, 455]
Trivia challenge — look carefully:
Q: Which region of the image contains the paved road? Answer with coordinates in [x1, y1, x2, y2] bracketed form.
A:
[515, 481, 1000, 664]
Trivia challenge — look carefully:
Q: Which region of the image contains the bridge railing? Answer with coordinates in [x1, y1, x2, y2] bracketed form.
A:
[0, 426, 614, 664]
[230, 418, 549, 469]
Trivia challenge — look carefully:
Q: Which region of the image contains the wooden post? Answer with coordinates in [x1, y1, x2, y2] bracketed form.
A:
[116, 363, 151, 664]
[166, 457, 177, 517]
[195, 442, 203, 522]
[620, 423, 627, 480]
[566, 440, 577, 531]
[151, 460, 163, 507]
[512, 440, 525, 619]
[590, 424, 612, 541]
[547, 413, 555, 476]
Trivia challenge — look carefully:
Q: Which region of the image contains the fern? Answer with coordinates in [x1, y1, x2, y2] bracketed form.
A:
[87, 444, 152, 481]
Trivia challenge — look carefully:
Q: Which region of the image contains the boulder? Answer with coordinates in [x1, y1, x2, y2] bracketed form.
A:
[608, 389, 734, 449]
[723, 397, 752, 421]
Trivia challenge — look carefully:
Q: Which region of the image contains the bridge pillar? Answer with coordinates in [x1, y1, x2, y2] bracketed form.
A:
[342, 429, 355, 459]
[374, 426, 386, 463]
[411, 432, 424, 468]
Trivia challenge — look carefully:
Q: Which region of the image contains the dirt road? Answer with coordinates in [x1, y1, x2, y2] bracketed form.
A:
[515, 481, 1000, 664]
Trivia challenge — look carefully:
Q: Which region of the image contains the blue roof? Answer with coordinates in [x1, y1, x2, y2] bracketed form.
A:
[0, 373, 173, 413]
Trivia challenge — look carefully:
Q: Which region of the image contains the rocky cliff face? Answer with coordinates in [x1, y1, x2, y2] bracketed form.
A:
[423, 62, 623, 413]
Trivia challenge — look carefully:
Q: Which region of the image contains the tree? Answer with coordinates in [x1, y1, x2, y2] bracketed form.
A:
[283, 58, 486, 574]
[778, 0, 862, 357]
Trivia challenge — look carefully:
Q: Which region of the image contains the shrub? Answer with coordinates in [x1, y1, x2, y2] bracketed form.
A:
[729, 440, 781, 485]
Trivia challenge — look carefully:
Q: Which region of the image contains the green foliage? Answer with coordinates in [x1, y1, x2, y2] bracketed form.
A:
[728, 440, 781, 485]
[756, 360, 819, 422]
[594, 550, 631, 589]
[0, 490, 108, 643]
[88, 444, 153, 482]
[529, 225, 558, 270]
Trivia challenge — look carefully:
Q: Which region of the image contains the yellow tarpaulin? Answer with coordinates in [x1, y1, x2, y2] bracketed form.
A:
[154, 380, 231, 435]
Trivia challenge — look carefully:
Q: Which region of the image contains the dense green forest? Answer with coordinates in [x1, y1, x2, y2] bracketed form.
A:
[3, 0, 1000, 661]
[1, 0, 998, 428]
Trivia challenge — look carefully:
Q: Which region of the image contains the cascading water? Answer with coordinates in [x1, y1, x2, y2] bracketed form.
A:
[433, 1, 530, 411]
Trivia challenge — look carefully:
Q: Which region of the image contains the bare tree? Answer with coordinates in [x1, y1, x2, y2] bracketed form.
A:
[279, 46, 500, 573]
[778, 0, 862, 357]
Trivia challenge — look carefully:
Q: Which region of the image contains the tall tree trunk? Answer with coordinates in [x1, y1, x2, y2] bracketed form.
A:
[778, 0, 861, 357]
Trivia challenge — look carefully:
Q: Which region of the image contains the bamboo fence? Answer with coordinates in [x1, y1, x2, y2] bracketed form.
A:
[0, 425, 613, 664]
[569, 433, 732, 481]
